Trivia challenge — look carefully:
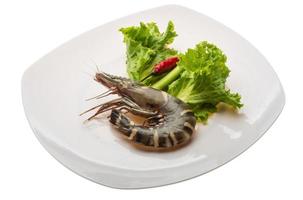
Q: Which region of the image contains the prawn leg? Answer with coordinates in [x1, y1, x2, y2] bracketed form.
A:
[142, 114, 164, 126]
[121, 98, 142, 110]
[82, 97, 157, 121]
[81, 98, 123, 121]
[118, 105, 157, 118]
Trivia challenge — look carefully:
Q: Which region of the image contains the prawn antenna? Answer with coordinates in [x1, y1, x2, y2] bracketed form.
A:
[89, 58, 100, 73]
[79, 103, 104, 116]
[85, 89, 112, 101]
[81, 71, 94, 79]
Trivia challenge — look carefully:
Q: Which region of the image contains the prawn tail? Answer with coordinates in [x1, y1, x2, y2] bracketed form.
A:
[110, 109, 134, 137]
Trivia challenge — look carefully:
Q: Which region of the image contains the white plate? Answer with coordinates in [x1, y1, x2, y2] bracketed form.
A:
[22, 5, 285, 189]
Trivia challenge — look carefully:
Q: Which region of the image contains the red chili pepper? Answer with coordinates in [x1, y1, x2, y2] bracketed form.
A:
[153, 56, 179, 74]
[140, 56, 179, 82]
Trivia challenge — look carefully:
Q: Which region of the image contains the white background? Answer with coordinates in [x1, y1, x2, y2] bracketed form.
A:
[0, 0, 302, 199]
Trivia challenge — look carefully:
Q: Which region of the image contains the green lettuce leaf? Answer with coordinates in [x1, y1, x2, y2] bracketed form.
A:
[168, 41, 243, 121]
[120, 21, 243, 122]
[120, 21, 178, 83]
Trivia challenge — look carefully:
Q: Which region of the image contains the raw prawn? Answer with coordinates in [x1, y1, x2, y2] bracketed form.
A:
[81, 72, 196, 150]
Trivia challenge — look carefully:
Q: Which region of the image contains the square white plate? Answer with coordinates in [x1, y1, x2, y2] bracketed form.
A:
[22, 5, 285, 188]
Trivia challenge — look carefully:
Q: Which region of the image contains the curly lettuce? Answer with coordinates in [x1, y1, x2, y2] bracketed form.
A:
[120, 21, 178, 83]
[168, 42, 243, 121]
